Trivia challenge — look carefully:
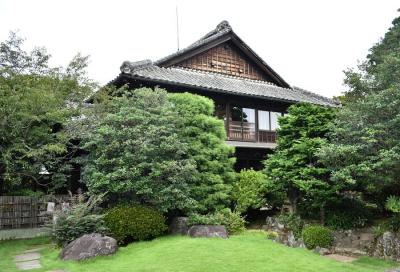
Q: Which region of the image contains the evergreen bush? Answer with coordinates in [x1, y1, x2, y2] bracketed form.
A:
[104, 204, 167, 244]
[302, 225, 333, 249]
[188, 209, 246, 235]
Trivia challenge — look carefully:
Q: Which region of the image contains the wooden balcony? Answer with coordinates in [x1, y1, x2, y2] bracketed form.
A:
[227, 121, 277, 144]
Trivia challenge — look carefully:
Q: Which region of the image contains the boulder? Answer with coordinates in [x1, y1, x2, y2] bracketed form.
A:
[372, 231, 400, 261]
[314, 246, 331, 255]
[60, 233, 118, 261]
[169, 217, 189, 235]
[188, 225, 228, 239]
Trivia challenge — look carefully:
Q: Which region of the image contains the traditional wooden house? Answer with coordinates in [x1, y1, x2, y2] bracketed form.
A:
[110, 20, 338, 170]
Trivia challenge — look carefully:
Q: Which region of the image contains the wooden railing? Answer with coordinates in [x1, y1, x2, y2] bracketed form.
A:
[258, 130, 277, 143]
[228, 122, 276, 143]
[228, 121, 256, 141]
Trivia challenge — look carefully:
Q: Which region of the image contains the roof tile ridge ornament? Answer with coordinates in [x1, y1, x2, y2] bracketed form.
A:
[216, 20, 232, 32]
[120, 59, 153, 73]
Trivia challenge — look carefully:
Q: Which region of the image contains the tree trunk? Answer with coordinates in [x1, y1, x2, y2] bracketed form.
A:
[320, 205, 326, 225]
[287, 189, 300, 214]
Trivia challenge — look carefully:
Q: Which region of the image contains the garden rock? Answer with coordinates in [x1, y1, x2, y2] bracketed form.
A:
[333, 228, 374, 250]
[275, 231, 305, 248]
[169, 217, 189, 235]
[372, 231, 400, 261]
[314, 246, 331, 255]
[60, 233, 118, 261]
[188, 225, 228, 239]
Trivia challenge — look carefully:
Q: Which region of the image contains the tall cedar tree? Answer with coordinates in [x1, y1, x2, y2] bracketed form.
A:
[263, 103, 336, 221]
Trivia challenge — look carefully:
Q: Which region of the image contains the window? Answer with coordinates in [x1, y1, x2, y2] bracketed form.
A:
[229, 106, 256, 141]
[257, 111, 283, 131]
[231, 106, 242, 122]
[242, 108, 255, 124]
[215, 103, 226, 120]
[270, 112, 281, 131]
[258, 110, 269, 130]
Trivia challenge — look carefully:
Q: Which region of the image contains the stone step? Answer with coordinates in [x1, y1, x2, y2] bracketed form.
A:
[333, 247, 367, 256]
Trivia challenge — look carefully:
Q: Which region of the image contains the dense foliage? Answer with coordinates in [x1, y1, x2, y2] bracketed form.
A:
[263, 103, 336, 220]
[277, 214, 304, 239]
[324, 198, 374, 230]
[318, 15, 400, 212]
[188, 209, 246, 234]
[52, 195, 107, 246]
[302, 225, 333, 250]
[0, 32, 94, 194]
[104, 204, 167, 244]
[83, 89, 236, 214]
[169, 93, 236, 213]
[232, 169, 266, 214]
[82, 89, 197, 212]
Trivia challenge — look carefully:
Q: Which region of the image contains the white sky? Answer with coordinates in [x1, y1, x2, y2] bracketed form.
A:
[0, 0, 398, 98]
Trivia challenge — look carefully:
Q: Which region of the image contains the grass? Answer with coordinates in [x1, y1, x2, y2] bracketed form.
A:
[0, 231, 397, 272]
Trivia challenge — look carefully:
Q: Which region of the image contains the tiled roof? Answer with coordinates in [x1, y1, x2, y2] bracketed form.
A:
[120, 60, 339, 107]
[155, 21, 232, 66]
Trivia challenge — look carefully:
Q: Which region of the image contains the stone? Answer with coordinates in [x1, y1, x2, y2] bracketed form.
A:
[385, 268, 400, 272]
[23, 247, 45, 253]
[188, 225, 228, 239]
[314, 246, 331, 255]
[15, 260, 42, 270]
[60, 233, 118, 261]
[334, 247, 367, 256]
[14, 252, 41, 262]
[169, 217, 189, 235]
[372, 231, 400, 261]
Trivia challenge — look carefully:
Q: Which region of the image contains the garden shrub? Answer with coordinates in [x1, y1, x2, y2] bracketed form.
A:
[266, 231, 279, 240]
[386, 215, 400, 232]
[188, 209, 246, 235]
[52, 195, 107, 247]
[277, 214, 304, 239]
[384, 196, 400, 232]
[232, 169, 266, 214]
[302, 225, 333, 249]
[104, 204, 167, 244]
[325, 198, 374, 230]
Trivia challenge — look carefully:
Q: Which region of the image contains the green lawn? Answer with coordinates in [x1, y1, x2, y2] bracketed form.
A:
[0, 231, 397, 272]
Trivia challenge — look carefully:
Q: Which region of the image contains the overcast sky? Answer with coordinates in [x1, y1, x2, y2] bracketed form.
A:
[0, 0, 398, 97]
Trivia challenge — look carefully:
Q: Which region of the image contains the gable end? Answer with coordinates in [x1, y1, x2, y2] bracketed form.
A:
[174, 41, 273, 81]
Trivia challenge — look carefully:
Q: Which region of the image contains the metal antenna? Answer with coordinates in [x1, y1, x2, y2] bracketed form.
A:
[176, 5, 180, 51]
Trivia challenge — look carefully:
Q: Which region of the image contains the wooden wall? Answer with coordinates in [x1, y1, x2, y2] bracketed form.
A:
[175, 41, 269, 81]
[0, 195, 75, 230]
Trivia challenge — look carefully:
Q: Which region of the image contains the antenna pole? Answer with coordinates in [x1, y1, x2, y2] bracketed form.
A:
[176, 5, 180, 51]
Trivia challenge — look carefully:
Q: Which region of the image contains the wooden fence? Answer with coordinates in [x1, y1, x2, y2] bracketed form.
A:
[0, 195, 76, 230]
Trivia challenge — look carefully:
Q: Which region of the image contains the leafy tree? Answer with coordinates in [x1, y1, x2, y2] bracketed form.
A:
[81, 88, 198, 212]
[318, 14, 400, 207]
[0, 32, 94, 194]
[343, 14, 400, 101]
[263, 103, 336, 221]
[169, 93, 236, 213]
[232, 169, 266, 214]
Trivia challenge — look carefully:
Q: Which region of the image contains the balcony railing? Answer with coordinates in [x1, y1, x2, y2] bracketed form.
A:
[227, 121, 276, 143]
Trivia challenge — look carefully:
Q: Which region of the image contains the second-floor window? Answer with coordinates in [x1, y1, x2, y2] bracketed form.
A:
[258, 110, 283, 131]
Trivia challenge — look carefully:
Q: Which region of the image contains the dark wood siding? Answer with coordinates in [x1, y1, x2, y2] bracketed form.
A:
[174, 41, 269, 81]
